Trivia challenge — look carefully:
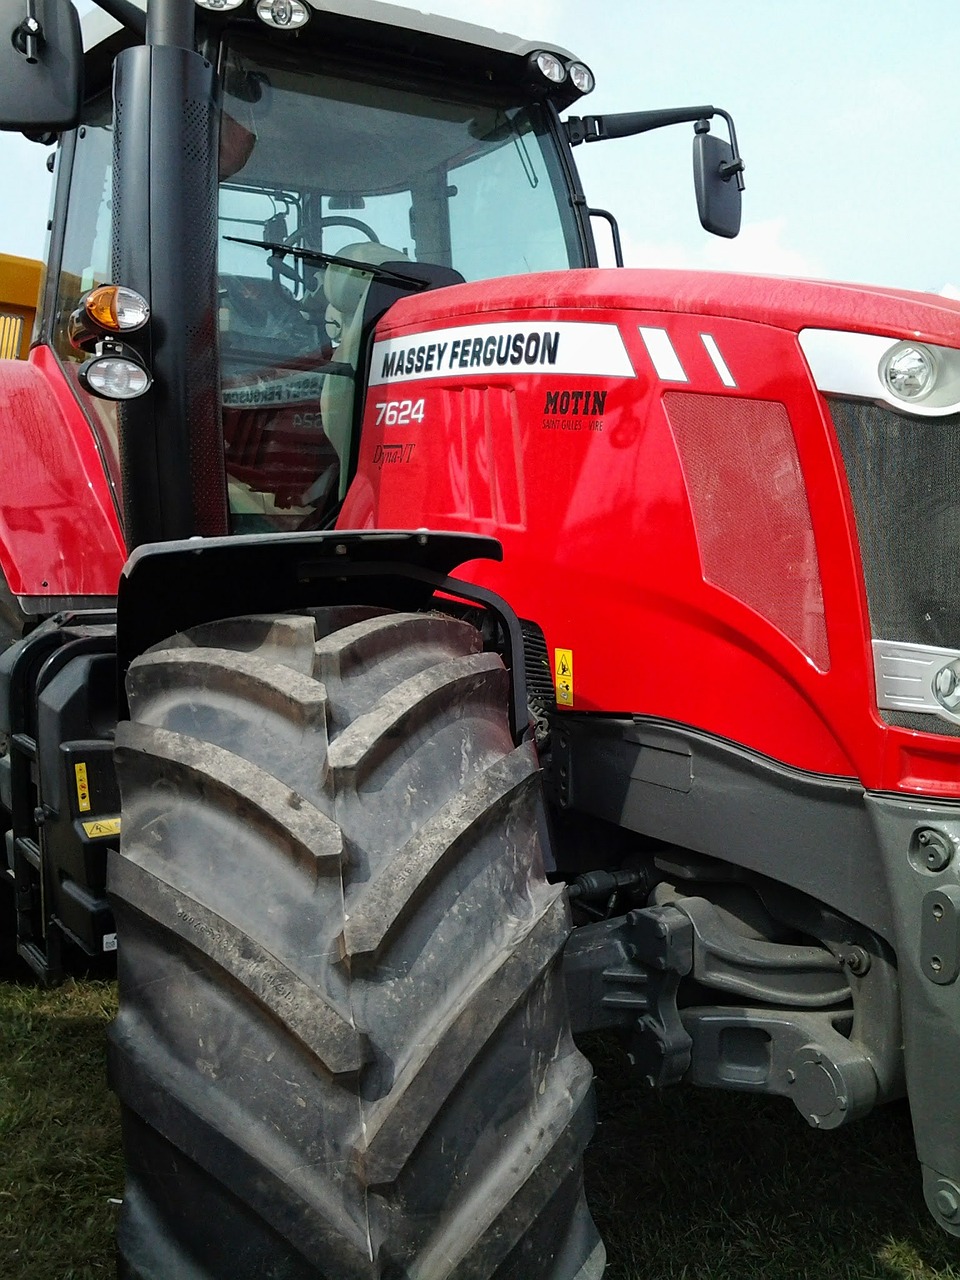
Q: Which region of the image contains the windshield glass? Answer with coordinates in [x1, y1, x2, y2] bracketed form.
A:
[217, 38, 583, 531]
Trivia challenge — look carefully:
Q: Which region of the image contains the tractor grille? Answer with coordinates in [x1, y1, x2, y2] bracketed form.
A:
[829, 396, 960, 734]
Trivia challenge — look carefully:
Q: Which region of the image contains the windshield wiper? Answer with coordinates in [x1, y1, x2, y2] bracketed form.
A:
[224, 236, 432, 292]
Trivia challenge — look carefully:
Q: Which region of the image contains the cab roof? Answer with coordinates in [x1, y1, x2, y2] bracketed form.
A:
[82, 0, 589, 108]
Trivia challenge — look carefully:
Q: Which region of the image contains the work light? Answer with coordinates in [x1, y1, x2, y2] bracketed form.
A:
[567, 62, 595, 95]
[256, 0, 310, 28]
[529, 51, 566, 84]
[78, 344, 152, 400]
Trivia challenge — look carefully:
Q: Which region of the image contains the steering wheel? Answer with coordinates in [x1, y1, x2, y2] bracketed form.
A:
[315, 215, 380, 243]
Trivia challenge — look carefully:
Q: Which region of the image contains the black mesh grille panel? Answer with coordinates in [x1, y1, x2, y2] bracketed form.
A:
[830, 396, 960, 736]
[830, 397, 960, 646]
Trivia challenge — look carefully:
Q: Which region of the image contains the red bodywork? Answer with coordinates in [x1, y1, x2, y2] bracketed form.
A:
[0, 341, 337, 596]
[340, 268, 960, 798]
[0, 346, 125, 597]
[5, 269, 960, 801]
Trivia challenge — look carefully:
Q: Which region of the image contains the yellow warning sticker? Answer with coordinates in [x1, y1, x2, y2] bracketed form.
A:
[74, 762, 91, 813]
[82, 817, 121, 839]
[555, 648, 574, 707]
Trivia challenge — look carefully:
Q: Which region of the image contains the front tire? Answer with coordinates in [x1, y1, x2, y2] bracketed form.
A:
[109, 609, 604, 1279]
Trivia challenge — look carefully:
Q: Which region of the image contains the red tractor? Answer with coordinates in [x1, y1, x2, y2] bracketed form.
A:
[2, 0, 960, 1274]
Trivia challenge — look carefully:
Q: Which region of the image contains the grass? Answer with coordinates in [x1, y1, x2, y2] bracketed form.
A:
[1, 981, 959, 1279]
[0, 978, 122, 1280]
[584, 1034, 960, 1280]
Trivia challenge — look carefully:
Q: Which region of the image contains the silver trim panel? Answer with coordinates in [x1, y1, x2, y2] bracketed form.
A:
[18, 595, 116, 616]
[799, 328, 960, 419]
[873, 638, 960, 724]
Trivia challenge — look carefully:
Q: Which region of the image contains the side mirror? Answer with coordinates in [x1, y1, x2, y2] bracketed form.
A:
[0, 0, 82, 133]
[693, 129, 743, 239]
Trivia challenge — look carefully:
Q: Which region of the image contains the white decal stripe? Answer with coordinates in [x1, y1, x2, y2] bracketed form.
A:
[700, 333, 736, 387]
[638, 326, 688, 382]
[369, 321, 635, 386]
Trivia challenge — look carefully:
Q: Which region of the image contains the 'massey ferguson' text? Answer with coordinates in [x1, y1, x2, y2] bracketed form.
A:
[380, 331, 559, 379]
[369, 321, 636, 387]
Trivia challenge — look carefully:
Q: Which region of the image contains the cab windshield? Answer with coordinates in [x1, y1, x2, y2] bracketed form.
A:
[218, 37, 585, 530]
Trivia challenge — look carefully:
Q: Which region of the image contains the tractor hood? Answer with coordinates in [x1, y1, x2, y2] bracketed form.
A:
[348, 263, 960, 798]
[376, 268, 960, 349]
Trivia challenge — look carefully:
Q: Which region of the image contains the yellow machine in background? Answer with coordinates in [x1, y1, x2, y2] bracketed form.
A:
[0, 254, 42, 359]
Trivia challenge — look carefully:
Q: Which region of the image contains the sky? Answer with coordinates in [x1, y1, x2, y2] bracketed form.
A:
[1, 0, 957, 294]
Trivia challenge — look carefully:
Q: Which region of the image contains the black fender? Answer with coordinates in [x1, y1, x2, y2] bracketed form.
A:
[117, 530, 531, 742]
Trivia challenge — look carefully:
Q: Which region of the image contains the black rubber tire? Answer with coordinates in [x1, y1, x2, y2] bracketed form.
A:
[109, 609, 604, 1279]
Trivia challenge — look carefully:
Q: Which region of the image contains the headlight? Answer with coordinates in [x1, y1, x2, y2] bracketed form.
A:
[799, 328, 960, 418]
[881, 342, 940, 403]
[934, 660, 960, 714]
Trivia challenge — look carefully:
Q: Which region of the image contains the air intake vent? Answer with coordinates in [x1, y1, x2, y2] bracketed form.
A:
[664, 391, 829, 670]
[521, 619, 555, 708]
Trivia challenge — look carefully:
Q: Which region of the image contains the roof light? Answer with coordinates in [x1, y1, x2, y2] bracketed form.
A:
[256, 0, 310, 28]
[529, 51, 566, 85]
[85, 285, 150, 333]
[567, 62, 595, 95]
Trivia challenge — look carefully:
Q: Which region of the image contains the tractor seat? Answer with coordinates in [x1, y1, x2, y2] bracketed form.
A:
[320, 241, 409, 475]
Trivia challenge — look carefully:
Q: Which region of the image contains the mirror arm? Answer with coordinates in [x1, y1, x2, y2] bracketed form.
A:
[12, 0, 43, 64]
[566, 103, 746, 194]
[702, 108, 746, 192]
[566, 105, 717, 146]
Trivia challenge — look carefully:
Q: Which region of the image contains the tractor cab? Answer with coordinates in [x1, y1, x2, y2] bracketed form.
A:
[14, 0, 742, 543]
[210, 28, 594, 525]
[39, 0, 600, 538]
